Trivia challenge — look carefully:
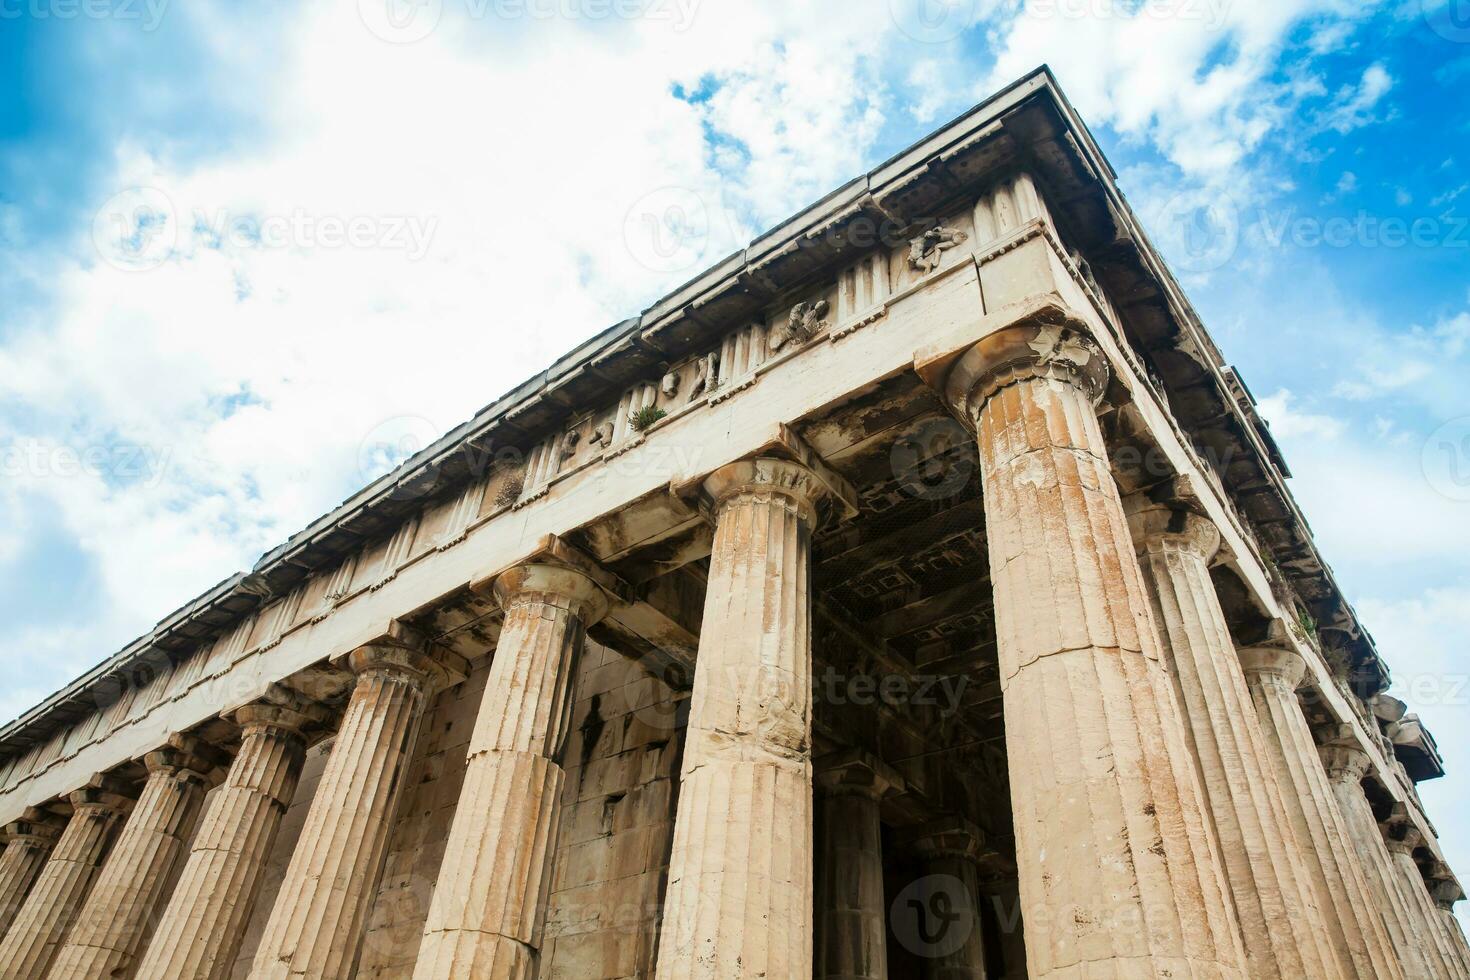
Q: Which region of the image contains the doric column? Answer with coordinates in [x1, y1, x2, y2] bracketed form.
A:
[135, 691, 326, 980]
[248, 628, 467, 980]
[815, 750, 899, 980]
[1434, 901, 1470, 978]
[1318, 737, 1433, 978]
[412, 563, 609, 979]
[899, 818, 989, 980]
[0, 809, 65, 938]
[47, 734, 224, 979]
[1129, 503, 1340, 978]
[0, 781, 133, 979]
[931, 313, 1244, 978]
[1380, 820, 1460, 979]
[1238, 645, 1403, 979]
[655, 457, 831, 979]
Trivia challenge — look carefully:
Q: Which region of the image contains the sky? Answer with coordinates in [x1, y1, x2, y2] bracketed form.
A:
[1, 0, 1468, 920]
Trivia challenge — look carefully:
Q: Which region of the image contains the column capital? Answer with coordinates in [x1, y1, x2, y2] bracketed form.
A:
[1427, 870, 1464, 911]
[491, 562, 610, 625]
[1381, 821, 1424, 857]
[0, 809, 65, 847]
[939, 304, 1109, 423]
[229, 686, 331, 738]
[346, 622, 470, 693]
[1125, 501, 1221, 562]
[899, 816, 988, 865]
[143, 732, 230, 785]
[1238, 644, 1309, 689]
[67, 773, 136, 816]
[1318, 741, 1372, 785]
[814, 749, 903, 801]
[698, 456, 836, 528]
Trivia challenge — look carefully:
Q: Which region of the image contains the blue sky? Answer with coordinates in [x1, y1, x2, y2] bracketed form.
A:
[1, 0, 1467, 918]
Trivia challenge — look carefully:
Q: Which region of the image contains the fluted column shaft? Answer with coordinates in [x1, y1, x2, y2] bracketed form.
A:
[1238, 647, 1403, 979]
[248, 636, 466, 980]
[47, 737, 220, 978]
[655, 457, 829, 980]
[1130, 506, 1340, 978]
[0, 812, 64, 938]
[815, 755, 896, 980]
[1380, 828, 1460, 978]
[0, 786, 132, 979]
[939, 318, 1244, 978]
[135, 699, 321, 980]
[1436, 906, 1470, 978]
[902, 820, 989, 980]
[413, 564, 608, 980]
[1320, 744, 1433, 979]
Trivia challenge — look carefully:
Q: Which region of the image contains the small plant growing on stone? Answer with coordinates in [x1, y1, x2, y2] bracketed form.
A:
[628, 405, 667, 432]
[1297, 607, 1318, 640]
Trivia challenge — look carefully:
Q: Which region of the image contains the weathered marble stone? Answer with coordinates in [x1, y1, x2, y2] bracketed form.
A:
[0, 810, 64, 939]
[47, 735, 223, 978]
[1238, 645, 1403, 979]
[900, 817, 990, 980]
[1435, 905, 1470, 978]
[247, 631, 467, 980]
[412, 563, 608, 980]
[815, 750, 899, 980]
[1379, 820, 1461, 979]
[134, 694, 325, 980]
[655, 457, 830, 980]
[1130, 504, 1340, 978]
[1319, 738, 1434, 979]
[0, 782, 133, 979]
[937, 313, 1246, 979]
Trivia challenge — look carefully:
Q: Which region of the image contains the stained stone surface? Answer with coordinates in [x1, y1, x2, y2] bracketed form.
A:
[943, 319, 1246, 979]
[412, 564, 607, 979]
[1239, 646, 1404, 979]
[246, 641, 466, 980]
[1131, 505, 1340, 979]
[0, 786, 131, 979]
[0, 811, 63, 939]
[655, 458, 826, 980]
[134, 701, 321, 980]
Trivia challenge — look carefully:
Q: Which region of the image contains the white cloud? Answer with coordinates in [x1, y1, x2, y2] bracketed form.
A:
[0, 0, 983, 680]
[1257, 388, 1345, 439]
[1359, 586, 1470, 899]
[1319, 61, 1394, 133]
[1332, 361, 1433, 400]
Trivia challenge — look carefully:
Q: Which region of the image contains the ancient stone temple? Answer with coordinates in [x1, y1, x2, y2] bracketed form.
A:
[0, 67, 1465, 980]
